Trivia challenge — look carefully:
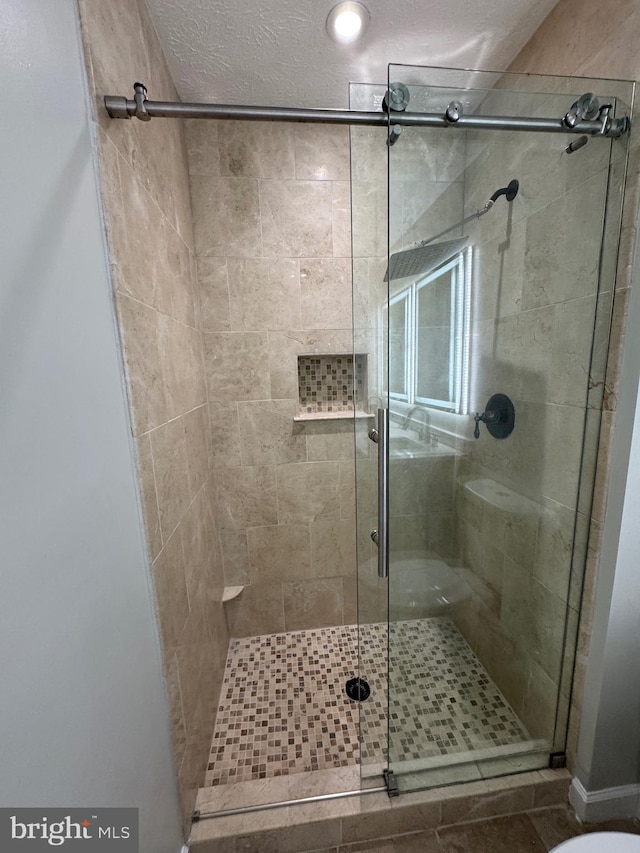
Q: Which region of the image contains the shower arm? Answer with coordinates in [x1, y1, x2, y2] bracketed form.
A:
[414, 180, 519, 249]
[415, 200, 495, 248]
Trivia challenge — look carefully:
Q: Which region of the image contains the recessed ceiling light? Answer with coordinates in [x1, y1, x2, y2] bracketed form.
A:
[326, 2, 370, 45]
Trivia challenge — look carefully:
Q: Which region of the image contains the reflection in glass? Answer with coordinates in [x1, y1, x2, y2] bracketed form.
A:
[386, 294, 409, 399]
[384, 249, 471, 414]
[416, 263, 452, 402]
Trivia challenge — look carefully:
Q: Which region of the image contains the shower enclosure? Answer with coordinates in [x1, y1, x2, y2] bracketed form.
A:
[101, 60, 632, 819]
[353, 64, 631, 796]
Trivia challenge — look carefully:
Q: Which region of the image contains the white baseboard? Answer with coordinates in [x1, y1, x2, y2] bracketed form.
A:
[570, 777, 640, 823]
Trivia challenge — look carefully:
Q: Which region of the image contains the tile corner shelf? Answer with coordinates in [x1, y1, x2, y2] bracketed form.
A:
[222, 586, 244, 603]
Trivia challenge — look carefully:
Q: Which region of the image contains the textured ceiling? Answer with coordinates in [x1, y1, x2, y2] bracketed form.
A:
[145, 0, 560, 109]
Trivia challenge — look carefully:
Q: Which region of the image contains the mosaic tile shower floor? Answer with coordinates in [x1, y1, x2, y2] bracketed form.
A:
[204, 617, 530, 786]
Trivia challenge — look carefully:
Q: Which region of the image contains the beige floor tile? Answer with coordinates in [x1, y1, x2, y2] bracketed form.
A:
[339, 831, 440, 852]
[438, 813, 546, 852]
[528, 806, 583, 850]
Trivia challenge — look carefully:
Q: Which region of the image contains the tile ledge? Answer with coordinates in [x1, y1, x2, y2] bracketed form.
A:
[293, 411, 374, 422]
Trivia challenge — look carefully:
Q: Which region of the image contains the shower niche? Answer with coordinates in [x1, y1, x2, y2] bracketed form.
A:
[294, 352, 369, 419]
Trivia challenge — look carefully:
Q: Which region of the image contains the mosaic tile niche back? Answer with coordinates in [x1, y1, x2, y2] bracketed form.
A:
[297, 354, 367, 415]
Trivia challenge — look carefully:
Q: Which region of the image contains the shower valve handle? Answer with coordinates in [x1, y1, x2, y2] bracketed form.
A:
[473, 410, 498, 439]
[473, 394, 516, 440]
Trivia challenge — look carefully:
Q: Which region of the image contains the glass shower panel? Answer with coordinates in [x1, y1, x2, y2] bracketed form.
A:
[382, 64, 631, 792]
[350, 82, 391, 784]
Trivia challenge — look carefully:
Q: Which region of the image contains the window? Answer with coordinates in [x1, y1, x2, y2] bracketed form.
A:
[382, 247, 471, 414]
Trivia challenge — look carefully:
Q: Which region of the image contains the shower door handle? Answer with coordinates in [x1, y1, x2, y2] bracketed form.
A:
[375, 407, 389, 579]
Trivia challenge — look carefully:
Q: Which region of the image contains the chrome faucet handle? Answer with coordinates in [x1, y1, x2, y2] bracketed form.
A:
[404, 405, 429, 433]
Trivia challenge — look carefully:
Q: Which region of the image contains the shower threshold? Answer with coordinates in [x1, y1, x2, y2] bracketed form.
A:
[197, 741, 549, 822]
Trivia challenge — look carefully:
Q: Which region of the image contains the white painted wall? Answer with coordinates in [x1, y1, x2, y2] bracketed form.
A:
[0, 1, 183, 849]
[572, 208, 640, 814]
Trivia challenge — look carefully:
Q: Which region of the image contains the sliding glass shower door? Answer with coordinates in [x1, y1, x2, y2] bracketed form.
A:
[352, 65, 632, 793]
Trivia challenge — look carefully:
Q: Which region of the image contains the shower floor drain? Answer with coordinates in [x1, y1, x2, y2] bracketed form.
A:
[345, 677, 371, 702]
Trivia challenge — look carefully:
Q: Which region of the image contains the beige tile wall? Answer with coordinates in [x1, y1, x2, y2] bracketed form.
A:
[77, 0, 228, 832]
[187, 119, 361, 636]
[507, 0, 640, 771]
